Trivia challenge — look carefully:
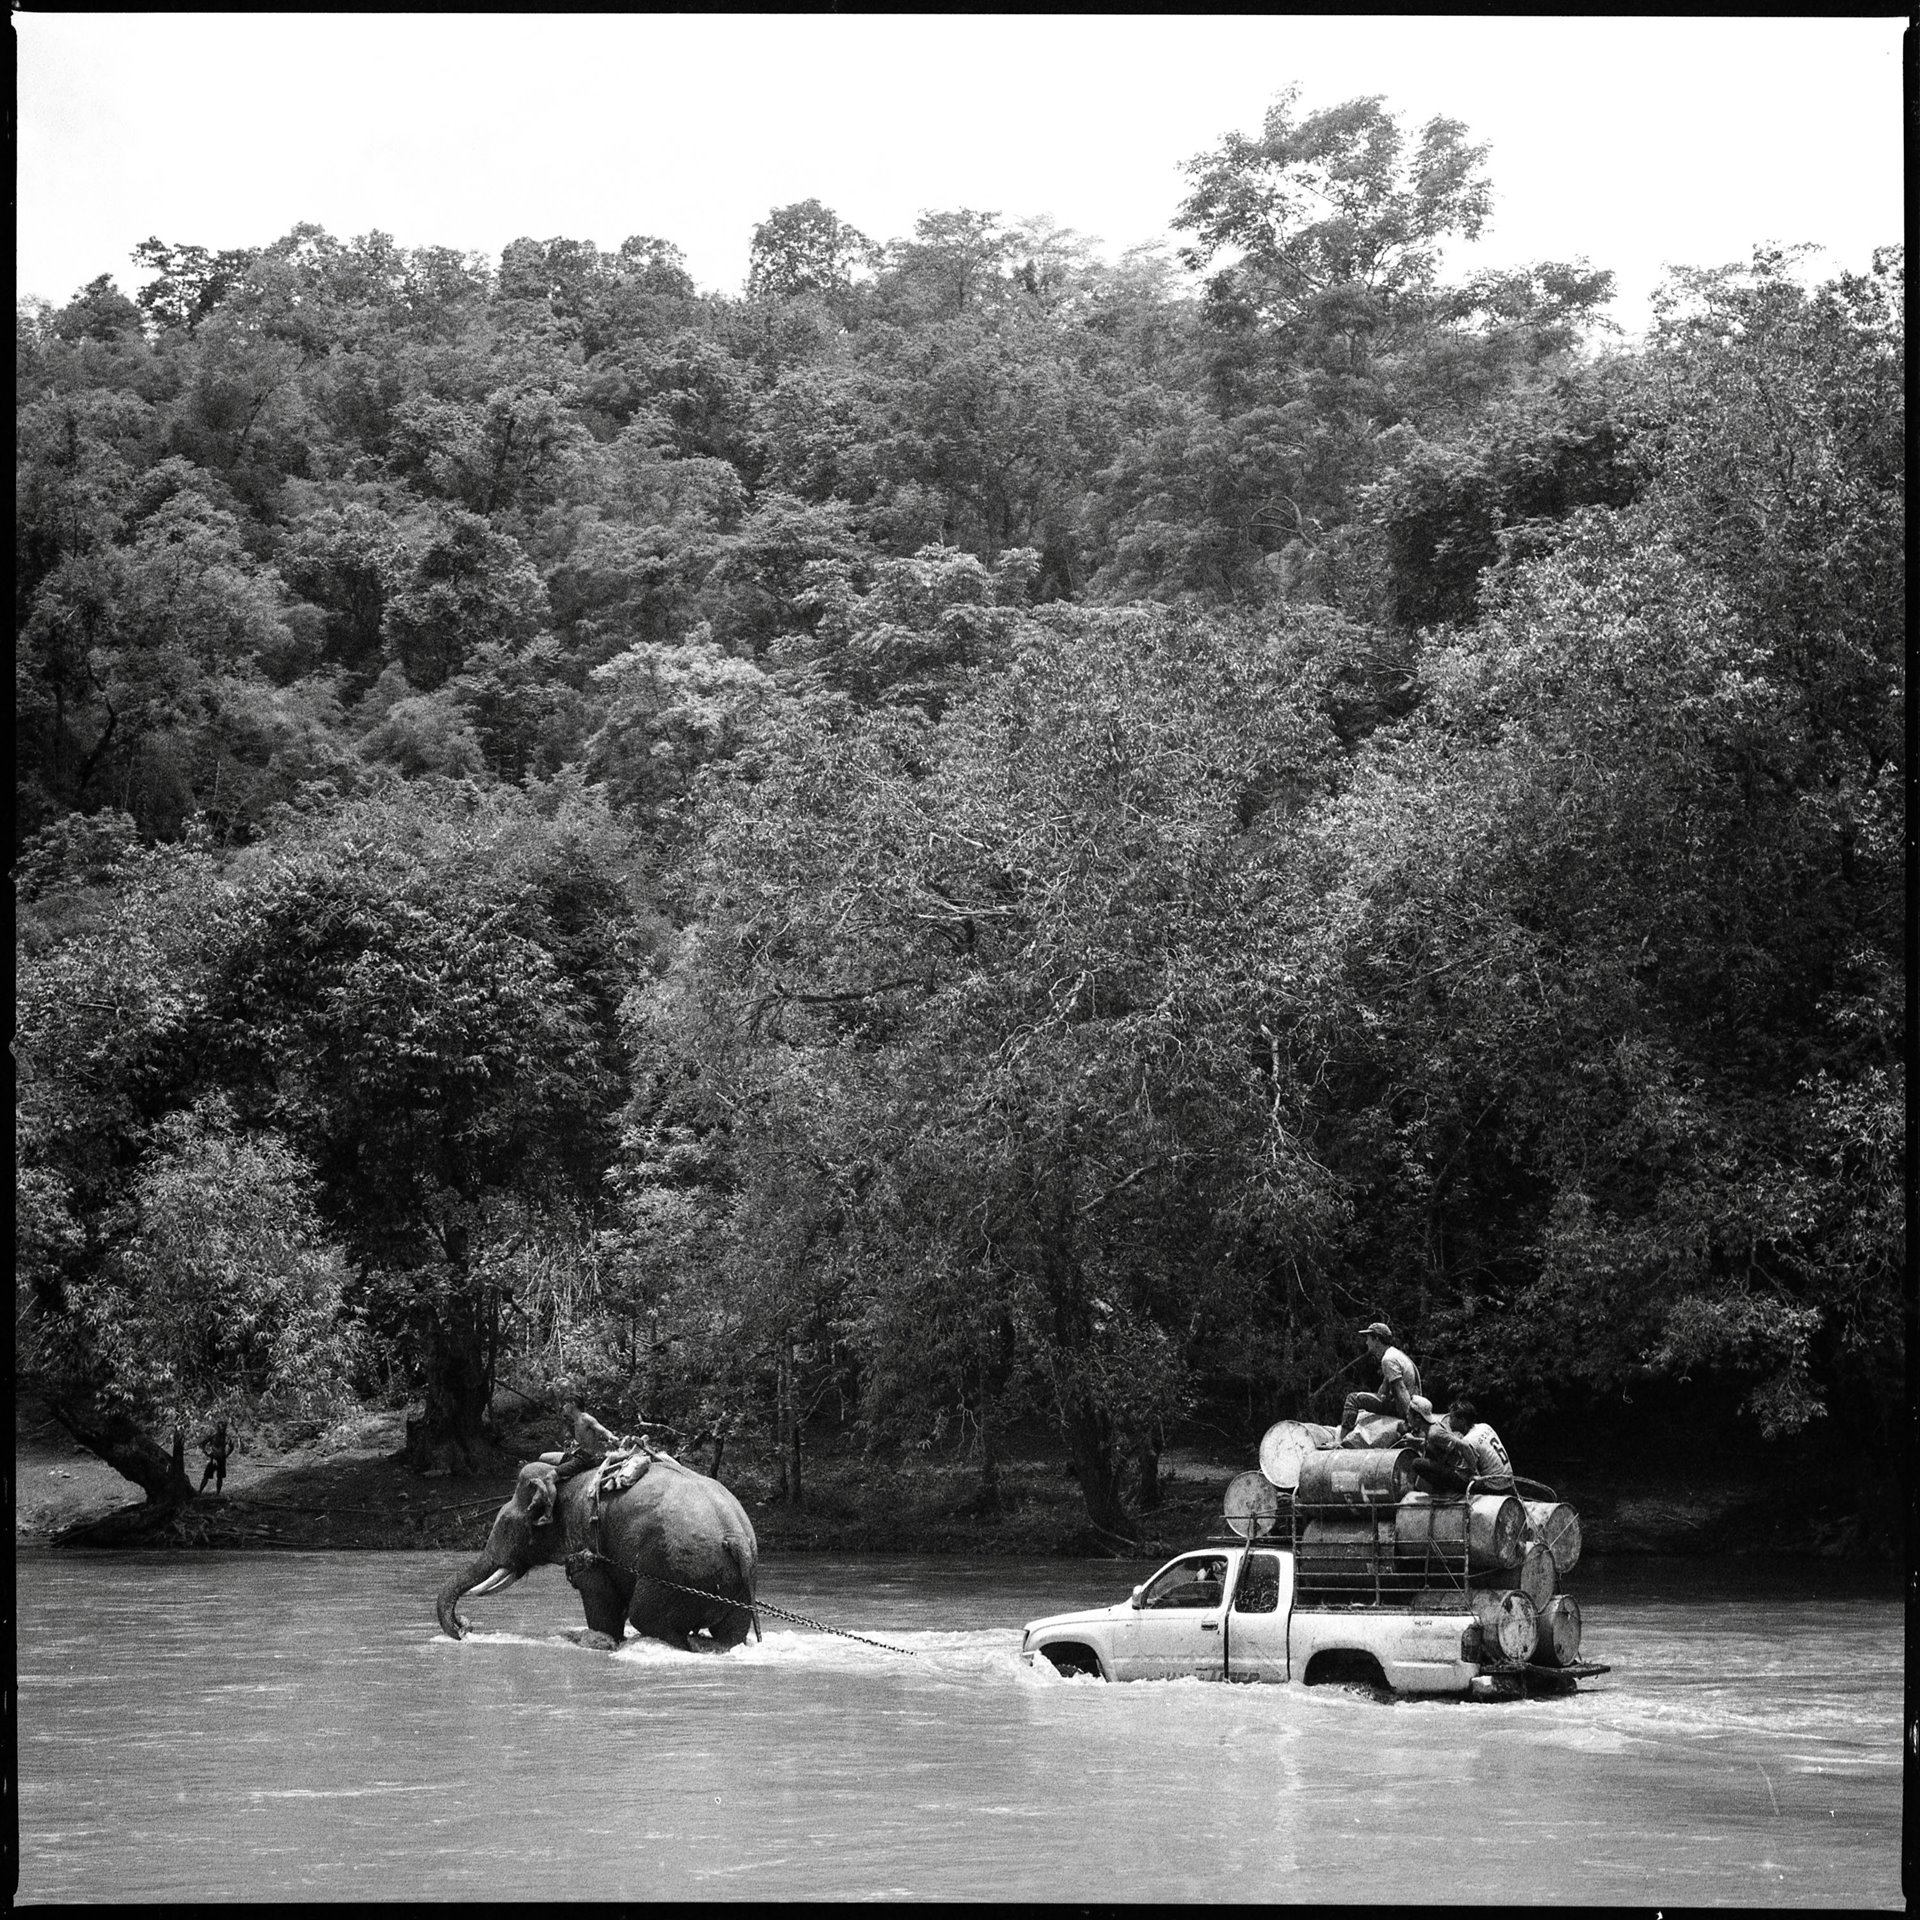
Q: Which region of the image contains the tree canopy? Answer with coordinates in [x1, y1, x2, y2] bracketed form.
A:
[13, 93, 1903, 1532]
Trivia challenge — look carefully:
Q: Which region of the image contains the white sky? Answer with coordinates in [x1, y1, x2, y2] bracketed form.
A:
[16, 13, 1907, 339]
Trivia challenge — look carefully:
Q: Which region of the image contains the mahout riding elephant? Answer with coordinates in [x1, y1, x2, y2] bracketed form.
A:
[436, 1452, 760, 1650]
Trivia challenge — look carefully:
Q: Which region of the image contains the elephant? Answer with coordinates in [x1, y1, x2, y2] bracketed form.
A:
[436, 1452, 760, 1650]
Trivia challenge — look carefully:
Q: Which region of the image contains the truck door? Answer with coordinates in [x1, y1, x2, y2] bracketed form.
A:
[1111, 1552, 1232, 1680]
[1224, 1549, 1291, 1683]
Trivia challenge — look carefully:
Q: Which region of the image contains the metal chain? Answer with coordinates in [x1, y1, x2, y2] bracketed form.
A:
[573, 1551, 919, 1658]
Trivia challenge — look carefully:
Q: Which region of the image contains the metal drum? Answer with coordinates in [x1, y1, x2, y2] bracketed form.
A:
[1394, 1492, 1527, 1571]
[1258, 1420, 1335, 1489]
[1297, 1518, 1397, 1573]
[1523, 1500, 1582, 1576]
[1533, 1595, 1582, 1666]
[1407, 1587, 1476, 1610]
[1513, 1542, 1557, 1611]
[1296, 1447, 1415, 1508]
[1223, 1469, 1281, 1539]
[1471, 1590, 1539, 1665]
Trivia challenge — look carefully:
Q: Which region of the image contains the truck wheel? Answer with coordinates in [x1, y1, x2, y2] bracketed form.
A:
[1301, 1650, 1390, 1695]
[1041, 1644, 1105, 1680]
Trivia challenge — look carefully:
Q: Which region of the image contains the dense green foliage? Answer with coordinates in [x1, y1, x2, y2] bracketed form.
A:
[15, 96, 1903, 1526]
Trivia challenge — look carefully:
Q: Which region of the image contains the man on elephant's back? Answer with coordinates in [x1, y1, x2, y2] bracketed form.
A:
[528, 1400, 658, 1543]
[555, 1400, 623, 1467]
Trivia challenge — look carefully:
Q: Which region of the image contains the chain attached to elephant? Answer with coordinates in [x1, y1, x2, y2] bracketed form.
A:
[562, 1545, 918, 1658]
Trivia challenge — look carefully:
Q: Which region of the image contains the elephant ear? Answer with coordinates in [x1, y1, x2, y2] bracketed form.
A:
[513, 1461, 560, 1524]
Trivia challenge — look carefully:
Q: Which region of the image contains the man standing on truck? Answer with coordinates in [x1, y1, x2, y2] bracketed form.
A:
[1406, 1397, 1516, 1494]
[1337, 1323, 1430, 1440]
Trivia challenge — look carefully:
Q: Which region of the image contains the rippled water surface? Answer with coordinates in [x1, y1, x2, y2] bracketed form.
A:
[15, 1549, 1902, 1904]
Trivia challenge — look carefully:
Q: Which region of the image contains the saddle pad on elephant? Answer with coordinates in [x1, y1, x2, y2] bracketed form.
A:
[594, 1447, 655, 1498]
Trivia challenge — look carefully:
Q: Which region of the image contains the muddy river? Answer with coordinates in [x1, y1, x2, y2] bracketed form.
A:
[14, 1549, 1902, 1904]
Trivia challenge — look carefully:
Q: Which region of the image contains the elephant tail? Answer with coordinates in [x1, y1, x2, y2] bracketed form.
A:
[723, 1534, 761, 1643]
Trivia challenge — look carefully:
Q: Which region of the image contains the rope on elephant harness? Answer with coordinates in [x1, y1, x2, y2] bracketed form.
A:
[568, 1549, 919, 1658]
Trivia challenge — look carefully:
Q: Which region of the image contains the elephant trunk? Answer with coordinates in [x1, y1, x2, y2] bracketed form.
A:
[437, 1552, 520, 1639]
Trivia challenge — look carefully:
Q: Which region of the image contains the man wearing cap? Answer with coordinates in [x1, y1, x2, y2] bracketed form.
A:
[1337, 1323, 1428, 1441]
[1405, 1397, 1516, 1494]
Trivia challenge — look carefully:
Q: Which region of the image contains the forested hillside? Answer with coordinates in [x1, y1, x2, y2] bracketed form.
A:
[15, 93, 1904, 1536]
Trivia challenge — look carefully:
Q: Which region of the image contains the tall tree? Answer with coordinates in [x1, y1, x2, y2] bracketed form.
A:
[17, 826, 354, 1505]
[1176, 87, 1492, 345]
[203, 785, 641, 1470]
[747, 199, 875, 303]
[650, 606, 1351, 1533]
[130, 237, 259, 336]
[380, 509, 550, 691]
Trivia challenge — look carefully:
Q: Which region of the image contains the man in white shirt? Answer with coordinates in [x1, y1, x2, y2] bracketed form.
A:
[1406, 1396, 1517, 1494]
[1337, 1321, 1429, 1441]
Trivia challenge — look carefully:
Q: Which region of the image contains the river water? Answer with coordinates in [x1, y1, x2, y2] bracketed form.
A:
[14, 1549, 1902, 1906]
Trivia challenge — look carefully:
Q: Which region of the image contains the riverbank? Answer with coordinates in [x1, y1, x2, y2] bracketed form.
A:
[13, 1405, 1238, 1557]
[14, 1399, 1897, 1561]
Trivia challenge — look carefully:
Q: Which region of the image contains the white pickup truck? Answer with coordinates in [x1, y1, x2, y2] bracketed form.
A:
[1019, 1542, 1500, 1694]
[1020, 1468, 1606, 1698]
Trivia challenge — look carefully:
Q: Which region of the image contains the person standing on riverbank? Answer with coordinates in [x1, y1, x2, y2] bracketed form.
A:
[198, 1419, 231, 1493]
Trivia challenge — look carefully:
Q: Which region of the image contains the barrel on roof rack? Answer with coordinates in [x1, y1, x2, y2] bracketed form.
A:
[1223, 1470, 1281, 1539]
[1523, 1500, 1582, 1577]
[1514, 1542, 1557, 1610]
[1394, 1491, 1527, 1572]
[1532, 1595, 1582, 1667]
[1258, 1419, 1336, 1489]
[1298, 1517, 1398, 1574]
[1408, 1586, 1476, 1609]
[1472, 1590, 1539, 1664]
[1295, 1447, 1414, 1507]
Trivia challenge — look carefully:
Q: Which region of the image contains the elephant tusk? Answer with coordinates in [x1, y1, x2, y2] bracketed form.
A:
[468, 1568, 523, 1597]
